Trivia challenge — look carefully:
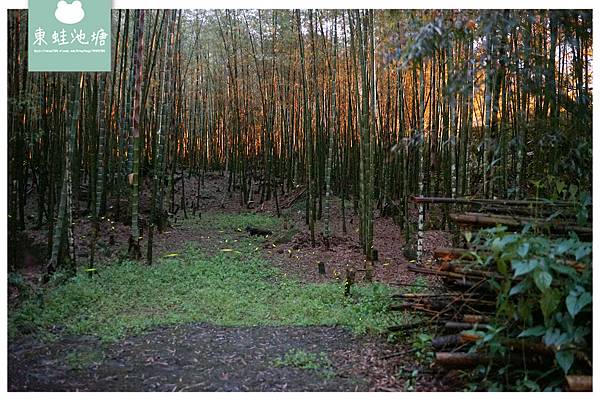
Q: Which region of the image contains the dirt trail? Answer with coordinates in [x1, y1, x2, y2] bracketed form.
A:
[8, 323, 448, 391]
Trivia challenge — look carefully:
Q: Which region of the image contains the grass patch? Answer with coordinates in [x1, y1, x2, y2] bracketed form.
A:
[9, 240, 407, 342]
[273, 349, 334, 378]
[65, 349, 104, 370]
[409, 276, 430, 293]
[271, 226, 300, 245]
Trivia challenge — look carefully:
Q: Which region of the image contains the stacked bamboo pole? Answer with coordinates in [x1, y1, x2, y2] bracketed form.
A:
[392, 196, 592, 390]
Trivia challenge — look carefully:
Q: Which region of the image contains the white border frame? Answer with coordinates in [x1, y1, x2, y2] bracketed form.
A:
[1, 1, 598, 400]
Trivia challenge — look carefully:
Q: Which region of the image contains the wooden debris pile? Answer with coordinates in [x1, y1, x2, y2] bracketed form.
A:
[409, 195, 591, 240]
[391, 248, 592, 391]
[388, 196, 593, 391]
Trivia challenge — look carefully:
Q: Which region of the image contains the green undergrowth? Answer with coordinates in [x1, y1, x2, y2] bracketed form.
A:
[273, 349, 332, 371]
[65, 349, 104, 370]
[273, 349, 335, 379]
[9, 238, 405, 342]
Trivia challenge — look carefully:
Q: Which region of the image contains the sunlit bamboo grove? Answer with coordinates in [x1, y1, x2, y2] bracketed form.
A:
[7, 9, 592, 274]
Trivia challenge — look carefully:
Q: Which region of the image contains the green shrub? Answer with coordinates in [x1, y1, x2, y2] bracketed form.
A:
[465, 226, 592, 390]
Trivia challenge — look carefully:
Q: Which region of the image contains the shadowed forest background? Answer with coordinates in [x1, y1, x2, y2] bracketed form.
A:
[7, 9, 592, 392]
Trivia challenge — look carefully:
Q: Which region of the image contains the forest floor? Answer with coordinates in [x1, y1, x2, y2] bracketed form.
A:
[8, 172, 456, 391]
[10, 324, 437, 391]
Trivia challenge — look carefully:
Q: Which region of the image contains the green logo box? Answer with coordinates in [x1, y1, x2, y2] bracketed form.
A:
[28, 0, 111, 71]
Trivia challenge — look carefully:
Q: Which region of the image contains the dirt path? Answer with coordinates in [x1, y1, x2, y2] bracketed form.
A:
[8, 323, 448, 392]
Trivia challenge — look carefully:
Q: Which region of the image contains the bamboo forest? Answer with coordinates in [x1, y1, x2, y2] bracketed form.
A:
[7, 8, 593, 392]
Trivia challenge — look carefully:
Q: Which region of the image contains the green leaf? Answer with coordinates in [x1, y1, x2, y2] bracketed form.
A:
[555, 240, 572, 255]
[417, 333, 432, 342]
[518, 326, 545, 338]
[497, 258, 508, 275]
[530, 179, 542, 188]
[540, 288, 561, 321]
[490, 234, 517, 253]
[512, 259, 538, 277]
[516, 301, 532, 322]
[533, 270, 553, 291]
[568, 184, 578, 198]
[574, 244, 591, 261]
[491, 237, 504, 252]
[555, 350, 574, 374]
[549, 261, 576, 277]
[509, 280, 529, 296]
[517, 243, 529, 257]
[544, 328, 565, 346]
[566, 290, 592, 317]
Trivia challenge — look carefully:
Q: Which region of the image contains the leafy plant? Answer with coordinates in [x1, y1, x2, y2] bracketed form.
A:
[466, 225, 592, 390]
[412, 333, 434, 364]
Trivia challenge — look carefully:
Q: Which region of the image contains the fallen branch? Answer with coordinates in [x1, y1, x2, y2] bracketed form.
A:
[281, 187, 306, 209]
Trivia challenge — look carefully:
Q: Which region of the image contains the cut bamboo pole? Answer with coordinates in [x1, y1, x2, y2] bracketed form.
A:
[449, 212, 592, 237]
[435, 352, 488, 367]
[434, 247, 588, 272]
[566, 375, 592, 392]
[444, 321, 491, 331]
[409, 196, 578, 208]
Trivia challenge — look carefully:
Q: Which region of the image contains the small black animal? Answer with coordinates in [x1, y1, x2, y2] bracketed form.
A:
[245, 226, 273, 236]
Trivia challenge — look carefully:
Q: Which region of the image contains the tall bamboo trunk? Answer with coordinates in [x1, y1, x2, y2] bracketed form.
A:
[129, 10, 145, 260]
